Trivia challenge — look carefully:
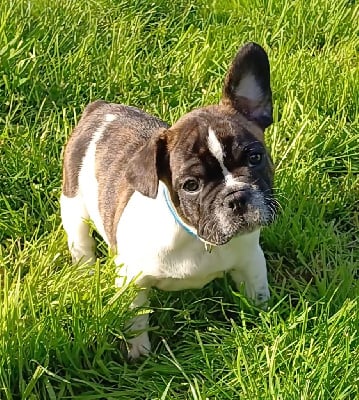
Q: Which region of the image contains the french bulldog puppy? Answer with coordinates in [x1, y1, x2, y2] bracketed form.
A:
[61, 42, 277, 360]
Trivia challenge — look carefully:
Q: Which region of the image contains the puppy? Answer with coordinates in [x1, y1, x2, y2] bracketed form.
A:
[61, 42, 277, 360]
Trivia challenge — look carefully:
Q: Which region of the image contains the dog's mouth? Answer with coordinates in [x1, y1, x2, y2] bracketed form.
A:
[197, 222, 259, 246]
[197, 198, 277, 246]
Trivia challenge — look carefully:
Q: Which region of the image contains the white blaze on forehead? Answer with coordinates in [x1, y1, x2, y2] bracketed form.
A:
[235, 73, 262, 102]
[207, 127, 236, 185]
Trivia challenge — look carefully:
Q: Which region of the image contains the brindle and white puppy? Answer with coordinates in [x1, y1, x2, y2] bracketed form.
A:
[61, 42, 277, 360]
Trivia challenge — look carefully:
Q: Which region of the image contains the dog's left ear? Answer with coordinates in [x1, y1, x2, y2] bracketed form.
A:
[222, 42, 273, 129]
[126, 128, 168, 199]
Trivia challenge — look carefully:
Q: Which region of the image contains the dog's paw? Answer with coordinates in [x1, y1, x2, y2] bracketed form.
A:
[127, 332, 151, 361]
[254, 287, 270, 309]
[244, 283, 270, 309]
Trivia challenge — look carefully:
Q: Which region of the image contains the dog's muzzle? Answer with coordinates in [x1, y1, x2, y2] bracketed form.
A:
[198, 186, 272, 246]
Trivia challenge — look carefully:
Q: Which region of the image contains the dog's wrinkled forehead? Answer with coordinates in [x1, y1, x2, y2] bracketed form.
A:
[167, 106, 266, 178]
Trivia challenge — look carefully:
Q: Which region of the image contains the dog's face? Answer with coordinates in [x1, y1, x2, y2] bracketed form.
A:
[126, 43, 277, 245]
[164, 108, 275, 245]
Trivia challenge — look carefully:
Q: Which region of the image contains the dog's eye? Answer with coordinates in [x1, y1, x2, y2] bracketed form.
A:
[248, 153, 263, 167]
[183, 179, 200, 193]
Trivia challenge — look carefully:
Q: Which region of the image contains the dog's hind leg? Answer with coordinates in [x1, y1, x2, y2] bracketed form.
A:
[60, 193, 96, 265]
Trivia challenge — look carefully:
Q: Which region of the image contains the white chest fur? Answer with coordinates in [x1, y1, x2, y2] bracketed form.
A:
[115, 182, 261, 291]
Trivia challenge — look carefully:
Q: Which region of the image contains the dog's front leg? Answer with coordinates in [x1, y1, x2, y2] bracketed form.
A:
[230, 245, 270, 307]
[115, 263, 152, 360]
[125, 288, 151, 360]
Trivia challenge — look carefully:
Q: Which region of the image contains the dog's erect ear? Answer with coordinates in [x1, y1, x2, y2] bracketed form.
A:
[126, 128, 168, 199]
[222, 42, 273, 129]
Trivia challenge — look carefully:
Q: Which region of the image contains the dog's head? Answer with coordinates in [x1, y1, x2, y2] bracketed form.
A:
[126, 42, 277, 245]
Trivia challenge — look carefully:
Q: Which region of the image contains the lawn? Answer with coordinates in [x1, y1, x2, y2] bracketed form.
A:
[0, 0, 358, 398]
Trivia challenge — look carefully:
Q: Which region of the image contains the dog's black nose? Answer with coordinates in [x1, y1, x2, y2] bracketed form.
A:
[226, 190, 250, 213]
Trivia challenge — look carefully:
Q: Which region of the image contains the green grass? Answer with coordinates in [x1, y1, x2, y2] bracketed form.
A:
[0, 0, 358, 398]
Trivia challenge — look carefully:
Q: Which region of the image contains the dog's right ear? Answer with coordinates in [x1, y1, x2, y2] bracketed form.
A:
[126, 128, 168, 199]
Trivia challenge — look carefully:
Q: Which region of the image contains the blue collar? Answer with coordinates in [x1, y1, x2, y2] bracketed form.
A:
[163, 188, 198, 239]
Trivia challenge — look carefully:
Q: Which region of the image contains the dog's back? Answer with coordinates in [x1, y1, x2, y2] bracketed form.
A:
[62, 100, 168, 247]
[63, 100, 167, 197]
